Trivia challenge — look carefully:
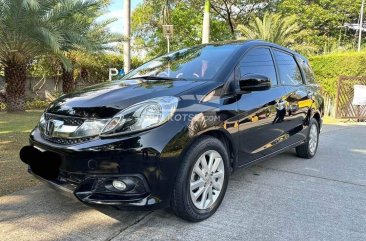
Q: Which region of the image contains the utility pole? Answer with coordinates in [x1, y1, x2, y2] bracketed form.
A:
[167, 36, 170, 53]
[123, 0, 131, 73]
[163, 25, 173, 53]
[358, 0, 365, 51]
[202, 0, 210, 44]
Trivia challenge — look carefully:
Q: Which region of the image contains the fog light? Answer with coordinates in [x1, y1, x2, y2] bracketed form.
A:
[112, 180, 127, 191]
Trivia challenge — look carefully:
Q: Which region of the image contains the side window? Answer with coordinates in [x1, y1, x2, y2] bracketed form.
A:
[239, 48, 278, 85]
[273, 50, 303, 86]
[300, 60, 316, 84]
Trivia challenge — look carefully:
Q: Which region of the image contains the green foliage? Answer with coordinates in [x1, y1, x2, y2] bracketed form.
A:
[71, 51, 143, 82]
[0, 102, 5, 111]
[29, 51, 143, 83]
[25, 98, 50, 110]
[0, 0, 101, 67]
[0, 98, 50, 111]
[209, 0, 278, 35]
[27, 51, 144, 94]
[276, 0, 360, 54]
[237, 13, 310, 49]
[237, 12, 318, 55]
[29, 56, 60, 78]
[132, 1, 232, 59]
[309, 51, 366, 97]
[0, 0, 107, 111]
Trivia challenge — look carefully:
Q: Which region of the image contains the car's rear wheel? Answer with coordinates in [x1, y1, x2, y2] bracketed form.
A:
[296, 118, 319, 159]
[171, 136, 230, 222]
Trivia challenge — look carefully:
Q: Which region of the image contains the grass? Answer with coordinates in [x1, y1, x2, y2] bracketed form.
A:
[0, 110, 43, 196]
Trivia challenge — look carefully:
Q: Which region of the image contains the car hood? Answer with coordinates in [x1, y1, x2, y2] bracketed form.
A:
[46, 79, 206, 118]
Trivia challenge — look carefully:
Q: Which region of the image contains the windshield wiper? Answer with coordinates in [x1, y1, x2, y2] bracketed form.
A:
[129, 76, 187, 81]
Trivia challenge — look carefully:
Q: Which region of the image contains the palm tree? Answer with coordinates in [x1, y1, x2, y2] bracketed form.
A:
[237, 12, 305, 47]
[202, 0, 210, 44]
[0, 0, 98, 112]
[59, 11, 122, 93]
[162, 0, 172, 25]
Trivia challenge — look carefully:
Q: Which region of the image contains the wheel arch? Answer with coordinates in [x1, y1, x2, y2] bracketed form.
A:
[179, 129, 238, 174]
[312, 111, 322, 130]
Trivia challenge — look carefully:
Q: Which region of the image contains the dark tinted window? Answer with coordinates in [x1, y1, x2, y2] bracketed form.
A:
[273, 50, 303, 85]
[239, 48, 277, 85]
[299, 59, 316, 84]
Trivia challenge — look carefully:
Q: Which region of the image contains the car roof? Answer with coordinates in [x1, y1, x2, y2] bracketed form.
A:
[202, 40, 308, 62]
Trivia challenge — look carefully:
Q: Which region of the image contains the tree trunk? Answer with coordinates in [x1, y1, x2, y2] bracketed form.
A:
[202, 0, 210, 44]
[5, 61, 27, 112]
[62, 67, 75, 94]
[123, 0, 131, 73]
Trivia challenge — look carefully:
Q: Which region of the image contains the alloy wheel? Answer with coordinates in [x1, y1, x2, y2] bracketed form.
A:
[308, 123, 318, 155]
[189, 150, 225, 210]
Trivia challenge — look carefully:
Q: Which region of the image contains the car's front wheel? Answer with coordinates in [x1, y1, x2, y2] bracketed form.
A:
[171, 136, 230, 222]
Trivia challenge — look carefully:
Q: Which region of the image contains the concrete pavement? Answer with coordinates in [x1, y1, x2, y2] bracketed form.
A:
[1, 124, 366, 241]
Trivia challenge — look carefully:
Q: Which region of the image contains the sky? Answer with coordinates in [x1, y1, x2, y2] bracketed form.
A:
[104, 0, 143, 33]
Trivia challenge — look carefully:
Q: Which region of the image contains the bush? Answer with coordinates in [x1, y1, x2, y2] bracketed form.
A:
[0, 99, 50, 112]
[25, 99, 50, 110]
[0, 102, 5, 111]
[30, 52, 144, 84]
[309, 51, 366, 97]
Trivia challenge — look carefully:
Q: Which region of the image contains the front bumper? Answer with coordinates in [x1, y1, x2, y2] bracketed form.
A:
[20, 122, 189, 210]
[28, 166, 156, 208]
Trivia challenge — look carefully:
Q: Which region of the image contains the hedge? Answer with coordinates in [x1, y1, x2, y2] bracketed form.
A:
[309, 51, 366, 98]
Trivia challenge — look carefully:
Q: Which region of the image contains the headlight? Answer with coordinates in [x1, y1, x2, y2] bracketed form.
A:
[39, 113, 46, 131]
[37, 96, 178, 139]
[71, 120, 109, 138]
[100, 96, 178, 136]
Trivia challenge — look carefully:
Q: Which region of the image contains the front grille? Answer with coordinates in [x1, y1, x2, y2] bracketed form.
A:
[44, 113, 85, 126]
[42, 113, 97, 145]
[41, 133, 97, 145]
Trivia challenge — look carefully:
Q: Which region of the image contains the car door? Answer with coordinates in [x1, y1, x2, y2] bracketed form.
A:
[235, 47, 288, 166]
[272, 49, 313, 144]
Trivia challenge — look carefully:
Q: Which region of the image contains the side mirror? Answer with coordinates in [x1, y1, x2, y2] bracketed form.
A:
[239, 74, 272, 92]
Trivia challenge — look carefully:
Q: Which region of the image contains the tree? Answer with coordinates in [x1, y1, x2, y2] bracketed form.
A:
[59, 15, 122, 94]
[131, 0, 231, 58]
[237, 12, 307, 47]
[275, 0, 360, 53]
[0, 0, 98, 111]
[209, 0, 277, 37]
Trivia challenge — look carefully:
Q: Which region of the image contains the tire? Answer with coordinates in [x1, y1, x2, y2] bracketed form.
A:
[171, 136, 230, 222]
[296, 118, 319, 159]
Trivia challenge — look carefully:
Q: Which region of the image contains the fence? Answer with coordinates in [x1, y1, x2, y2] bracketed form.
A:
[335, 76, 366, 119]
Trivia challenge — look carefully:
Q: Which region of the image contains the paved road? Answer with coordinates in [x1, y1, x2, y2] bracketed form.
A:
[1, 124, 366, 241]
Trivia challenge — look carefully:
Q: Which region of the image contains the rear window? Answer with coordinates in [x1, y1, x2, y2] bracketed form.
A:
[299, 59, 316, 84]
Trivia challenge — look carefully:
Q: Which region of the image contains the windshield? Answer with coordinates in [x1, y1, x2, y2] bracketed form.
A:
[122, 44, 241, 81]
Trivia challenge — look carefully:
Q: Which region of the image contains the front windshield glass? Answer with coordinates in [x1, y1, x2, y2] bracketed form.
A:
[122, 44, 241, 81]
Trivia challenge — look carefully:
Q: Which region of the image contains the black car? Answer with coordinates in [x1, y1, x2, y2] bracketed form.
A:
[20, 40, 324, 222]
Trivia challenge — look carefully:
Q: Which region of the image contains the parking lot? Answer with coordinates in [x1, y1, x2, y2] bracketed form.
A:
[1, 124, 365, 241]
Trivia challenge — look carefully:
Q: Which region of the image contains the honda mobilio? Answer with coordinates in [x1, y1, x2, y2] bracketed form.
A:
[20, 40, 324, 221]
